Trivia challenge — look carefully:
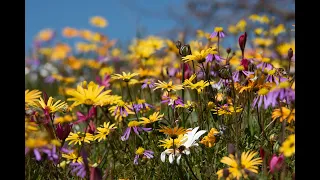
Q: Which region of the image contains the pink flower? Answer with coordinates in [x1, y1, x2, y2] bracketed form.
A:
[269, 154, 284, 173]
[75, 106, 97, 124]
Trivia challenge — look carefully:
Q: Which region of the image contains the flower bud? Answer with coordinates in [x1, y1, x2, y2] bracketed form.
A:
[179, 44, 192, 57]
[218, 66, 231, 79]
[226, 47, 231, 54]
[227, 143, 235, 155]
[288, 48, 293, 59]
[56, 123, 73, 141]
[238, 32, 247, 57]
[175, 41, 182, 49]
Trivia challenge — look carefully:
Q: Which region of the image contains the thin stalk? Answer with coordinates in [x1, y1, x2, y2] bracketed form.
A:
[126, 82, 140, 121]
[184, 154, 199, 180]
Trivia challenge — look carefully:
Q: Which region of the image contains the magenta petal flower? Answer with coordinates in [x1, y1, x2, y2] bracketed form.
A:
[269, 154, 285, 173]
[96, 74, 111, 88]
[75, 106, 96, 124]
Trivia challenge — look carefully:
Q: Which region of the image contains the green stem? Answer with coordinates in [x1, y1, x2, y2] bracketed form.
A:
[126, 82, 140, 121]
[184, 154, 199, 180]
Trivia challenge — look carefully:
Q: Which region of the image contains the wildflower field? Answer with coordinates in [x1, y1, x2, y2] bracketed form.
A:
[25, 14, 295, 180]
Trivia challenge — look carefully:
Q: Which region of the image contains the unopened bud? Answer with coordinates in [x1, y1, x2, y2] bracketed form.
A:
[238, 32, 247, 57]
[218, 66, 231, 79]
[288, 48, 293, 60]
[180, 44, 192, 57]
[227, 143, 236, 155]
[226, 48, 231, 54]
[175, 41, 182, 49]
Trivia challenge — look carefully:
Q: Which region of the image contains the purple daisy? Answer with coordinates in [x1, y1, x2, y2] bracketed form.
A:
[42, 145, 59, 164]
[121, 121, 152, 141]
[206, 54, 222, 63]
[161, 95, 184, 109]
[70, 162, 86, 178]
[142, 79, 155, 89]
[134, 147, 154, 165]
[232, 70, 254, 82]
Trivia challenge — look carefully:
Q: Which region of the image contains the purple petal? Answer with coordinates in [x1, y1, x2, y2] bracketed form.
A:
[34, 149, 41, 161]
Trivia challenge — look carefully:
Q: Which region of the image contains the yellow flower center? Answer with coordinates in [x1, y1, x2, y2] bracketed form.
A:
[214, 27, 224, 32]
[258, 88, 269, 95]
[236, 65, 245, 71]
[135, 147, 145, 155]
[84, 99, 95, 105]
[128, 121, 141, 127]
[279, 81, 290, 88]
[268, 69, 276, 75]
[262, 58, 270, 63]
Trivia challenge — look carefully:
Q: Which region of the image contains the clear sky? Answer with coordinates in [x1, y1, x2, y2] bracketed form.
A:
[25, 0, 182, 51]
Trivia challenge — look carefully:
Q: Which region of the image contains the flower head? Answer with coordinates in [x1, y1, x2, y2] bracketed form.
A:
[94, 122, 117, 142]
[200, 128, 220, 147]
[25, 89, 42, 106]
[35, 97, 67, 114]
[159, 126, 186, 139]
[65, 132, 94, 145]
[111, 72, 139, 82]
[90, 16, 108, 28]
[67, 81, 111, 106]
[272, 107, 295, 123]
[217, 151, 263, 180]
[139, 112, 164, 125]
[210, 27, 225, 38]
[154, 80, 183, 92]
[141, 79, 155, 89]
[279, 134, 295, 157]
[134, 147, 154, 165]
[182, 47, 217, 63]
[121, 121, 151, 141]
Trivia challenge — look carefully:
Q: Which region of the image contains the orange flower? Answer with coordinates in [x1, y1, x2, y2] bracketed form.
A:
[90, 16, 108, 28]
[159, 126, 187, 139]
[62, 27, 78, 38]
[37, 29, 54, 42]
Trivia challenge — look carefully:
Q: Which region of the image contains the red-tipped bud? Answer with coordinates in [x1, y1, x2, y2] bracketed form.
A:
[239, 32, 247, 57]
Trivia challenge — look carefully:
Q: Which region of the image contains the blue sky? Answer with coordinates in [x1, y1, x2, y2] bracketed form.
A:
[25, 0, 182, 51]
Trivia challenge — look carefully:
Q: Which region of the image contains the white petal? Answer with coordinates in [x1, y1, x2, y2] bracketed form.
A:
[161, 152, 166, 162]
[184, 149, 190, 155]
[169, 154, 174, 164]
[176, 154, 182, 165]
[193, 130, 207, 141]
